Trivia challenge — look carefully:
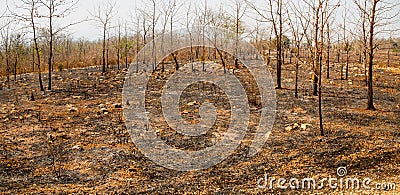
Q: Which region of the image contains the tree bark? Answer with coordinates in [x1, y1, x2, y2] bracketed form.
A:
[367, 0, 377, 110]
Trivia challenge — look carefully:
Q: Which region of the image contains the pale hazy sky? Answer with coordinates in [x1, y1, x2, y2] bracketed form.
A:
[2, 0, 399, 41]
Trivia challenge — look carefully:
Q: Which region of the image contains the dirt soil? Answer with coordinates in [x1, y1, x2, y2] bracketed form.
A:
[0, 61, 399, 194]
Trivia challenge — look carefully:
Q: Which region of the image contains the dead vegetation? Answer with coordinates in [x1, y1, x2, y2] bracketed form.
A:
[0, 58, 398, 194]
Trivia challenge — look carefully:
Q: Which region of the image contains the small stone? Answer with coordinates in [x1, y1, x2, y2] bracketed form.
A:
[300, 124, 311, 131]
[187, 101, 198, 106]
[69, 107, 78, 112]
[285, 123, 302, 131]
[72, 145, 83, 151]
[101, 108, 109, 114]
[285, 126, 292, 131]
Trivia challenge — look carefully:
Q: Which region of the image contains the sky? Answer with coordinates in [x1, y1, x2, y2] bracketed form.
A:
[2, 0, 399, 41]
[68, 0, 240, 40]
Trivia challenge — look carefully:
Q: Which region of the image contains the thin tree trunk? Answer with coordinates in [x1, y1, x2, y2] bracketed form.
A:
[346, 44, 349, 80]
[295, 46, 299, 98]
[327, 25, 330, 79]
[319, 55, 324, 136]
[367, 0, 377, 110]
[31, 4, 44, 91]
[277, 0, 283, 89]
[14, 56, 18, 81]
[102, 24, 106, 73]
[47, 0, 54, 91]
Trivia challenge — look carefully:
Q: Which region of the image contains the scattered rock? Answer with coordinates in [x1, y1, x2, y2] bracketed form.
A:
[285, 123, 311, 131]
[300, 123, 311, 130]
[100, 108, 109, 114]
[72, 145, 83, 151]
[187, 101, 199, 106]
[69, 107, 78, 112]
[181, 110, 189, 114]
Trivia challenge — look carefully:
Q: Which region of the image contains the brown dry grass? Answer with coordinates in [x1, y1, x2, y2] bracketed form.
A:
[0, 57, 399, 194]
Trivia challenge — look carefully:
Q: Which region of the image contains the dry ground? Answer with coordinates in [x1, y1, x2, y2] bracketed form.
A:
[0, 60, 399, 194]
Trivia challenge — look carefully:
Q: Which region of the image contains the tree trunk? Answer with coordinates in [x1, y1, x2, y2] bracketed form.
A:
[102, 25, 106, 73]
[318, 55, 324, 136]
[5, 43, 10, 89]
[31, 7, 44, 91]
[295, 46, 299, 98]
[327, 26, 330, 79]
[367, 0, 377, 111]
[48, 17, 53, 90]
[14, 56, 18, 81]
[276, 0, 283, 89]
[346, 47, 349, 80]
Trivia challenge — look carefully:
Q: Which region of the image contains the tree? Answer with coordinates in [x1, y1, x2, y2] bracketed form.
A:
[231, 0, 247, 71]
[160, 0, 181, 71]
[184, 2, 194, 64]
[326, 21, 331, 79]
[90, 0, 116, 73]
[149, 0, 159, 71]
[38, 0, 79, 90]
[11, 33, 25, 81]
[123, 22, 131, 69]
[296, 0, 339, 135]
[0, 24, 12, 89]
[160, 0, 174, 72]
[353, 0, 400, 110]
[11, 0, 45, 91]
[112, 21, 122, 70]
[287, 1, 310, 98]
[246, 0, 284, 89]
[341, 3, 351, 80]
[137, 6, 151, 67]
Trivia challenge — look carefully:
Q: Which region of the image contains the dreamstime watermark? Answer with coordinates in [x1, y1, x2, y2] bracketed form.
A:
[257, 167, 396, 191]
[122, 26, 276, 171]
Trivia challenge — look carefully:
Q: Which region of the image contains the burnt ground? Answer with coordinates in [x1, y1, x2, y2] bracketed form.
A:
[0, 60, 399, 194]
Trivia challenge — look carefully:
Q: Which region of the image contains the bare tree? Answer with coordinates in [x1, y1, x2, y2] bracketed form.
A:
[168, 0, 182, 71]
[11, 0, 44, 91]
[326, 21, 332, 79]
[230, 0, 247, 71]
[296, 0, 339, 135]
[360, 0, 368, 86]
[90, 0, 116, 73]
[353, 0, 400, 110]
[149, 0, 159, 71]
[287, 1, 310, 98]
[341, 3, 348, 80]
[184, 2, 194, 64]
[246, 0, 284, 89]
[11, 33, 24, 81]
[160, 0, 174, 72]
[200, 0, 208, 71]
[123, 22, 131, 69]
[112, 21, 122, 70]
[38, 0, 79, 90]
[0, 24, 12, 89]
